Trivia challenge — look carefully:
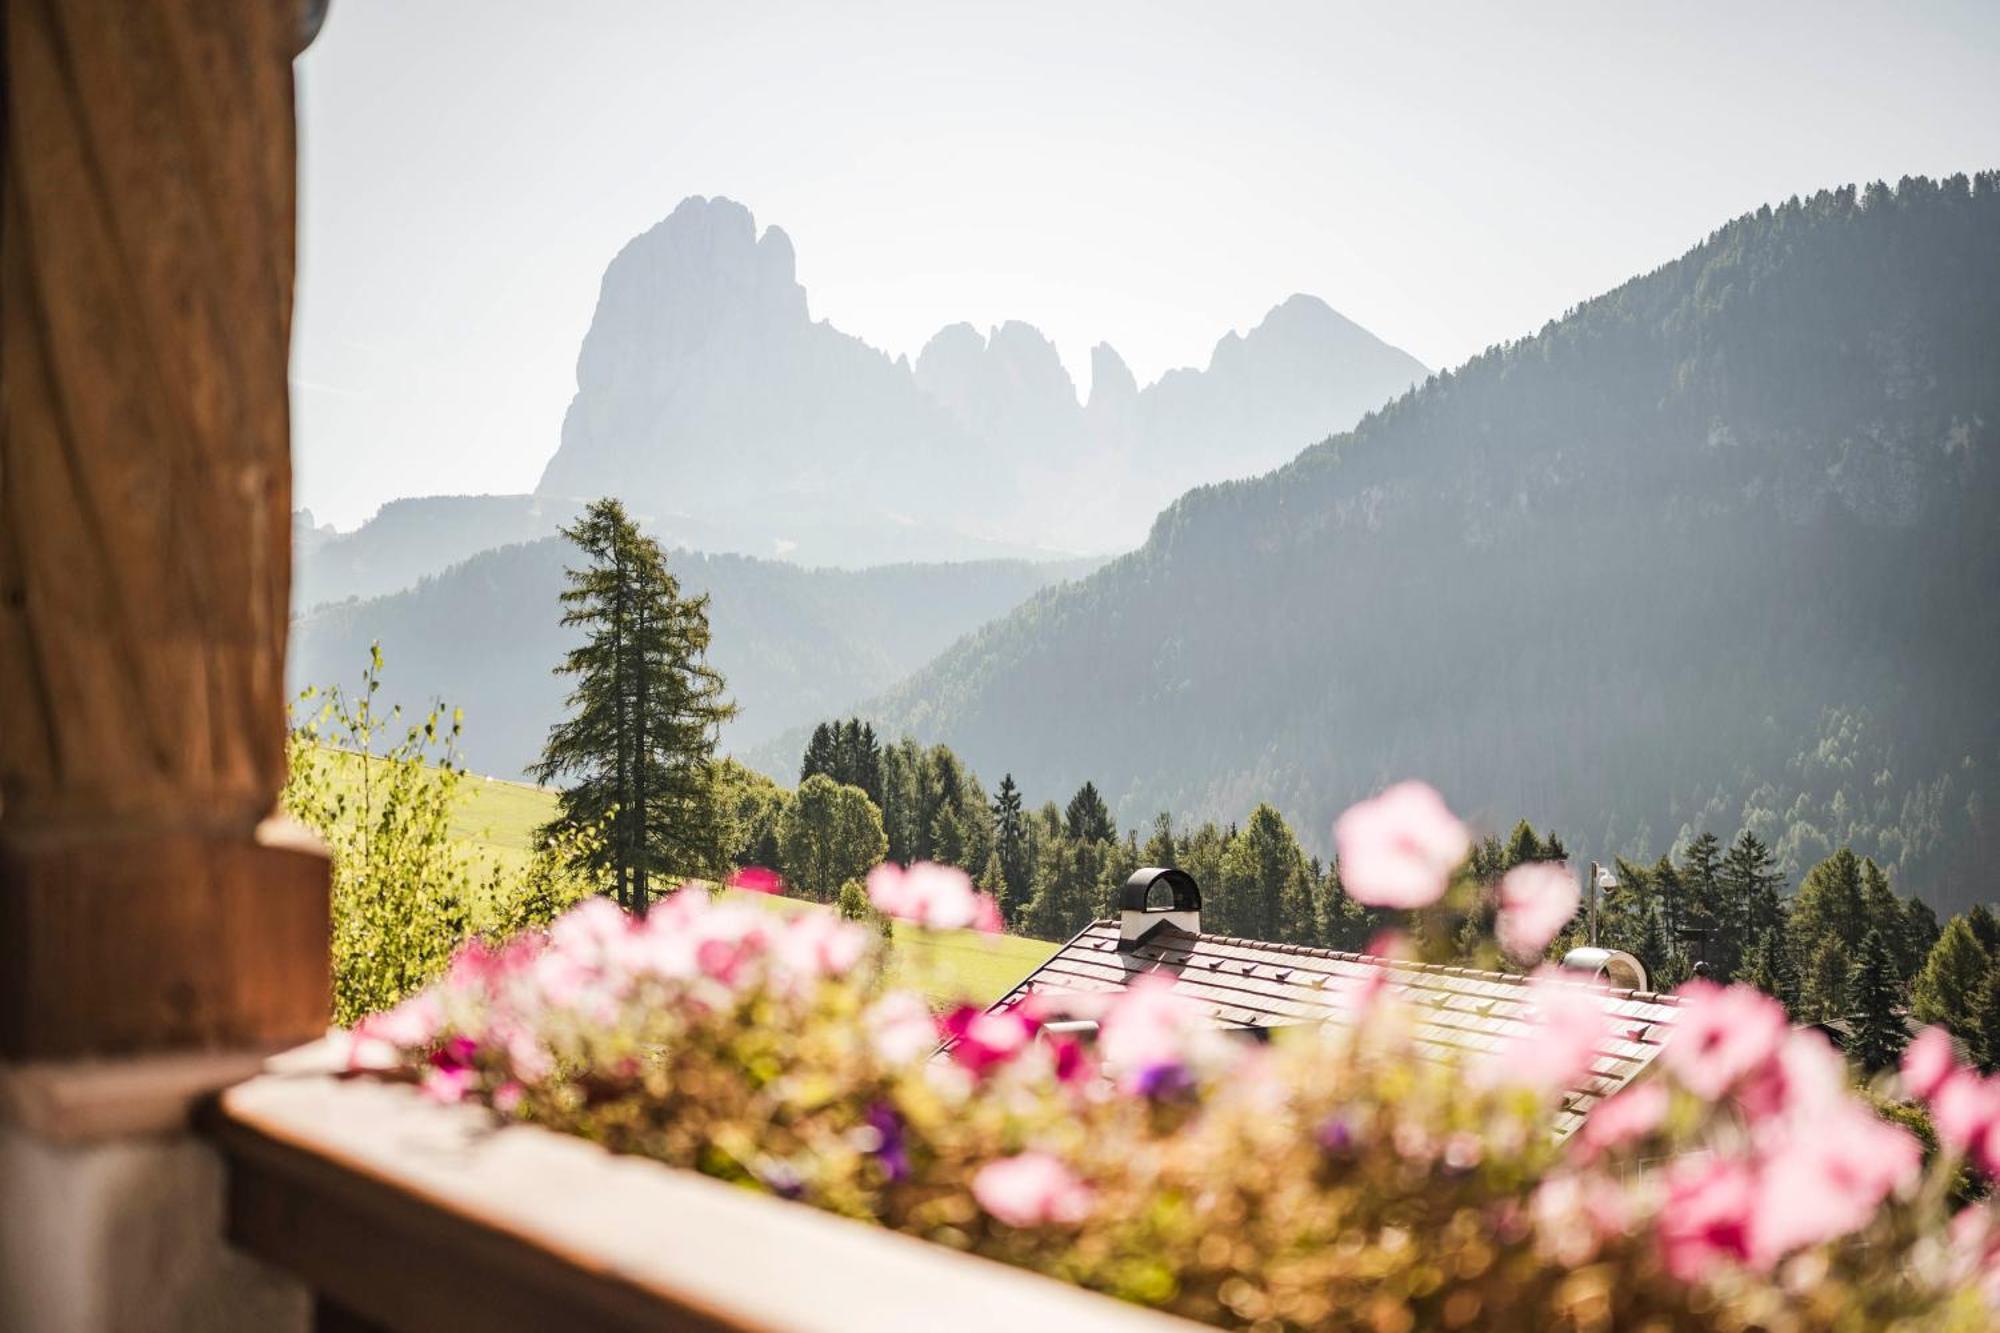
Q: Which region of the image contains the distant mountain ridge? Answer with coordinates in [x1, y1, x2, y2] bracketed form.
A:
[289, 538, 1101, 781]
[857, 174, 2000, 915]
[533, 195, 1428, 560]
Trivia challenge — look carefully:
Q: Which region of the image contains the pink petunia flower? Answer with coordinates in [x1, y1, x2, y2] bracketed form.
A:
[866, 861, 997, 931]
[773, 911, 868, 984]
[942, 1004, 1039, 1076]
[1660, 981, 1789, 1102]
[1482, 969, 1609, 1094]
[1097, 974, 1204, 1095]
[1736, 1027, 1849, 1123]
[1932, 1069, 2000, 1160]
[1902, 1025, 1960, 1102]
[1749, 1103, 1921, 1265]
[865, 991, 941, 1067]
[1656, 1155, 1758, 1280]
[1333, 781, 1471, 909]
[1494, 861, 1580, 962]
[971, 1152, 1092, 1228]
[1577, 1079, 1669, 1158]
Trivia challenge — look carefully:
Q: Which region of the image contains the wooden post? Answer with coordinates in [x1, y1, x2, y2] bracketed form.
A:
[0, 0, 330, 1058]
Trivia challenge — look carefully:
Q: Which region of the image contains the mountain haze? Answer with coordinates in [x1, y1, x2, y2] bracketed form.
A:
[289, 539, 1097, 781]
[533, 196, 1427, 560]
[864, 175, 2000, 914]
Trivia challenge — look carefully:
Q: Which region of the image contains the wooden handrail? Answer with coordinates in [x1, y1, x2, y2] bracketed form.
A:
[209, 1047, 1187, 1333]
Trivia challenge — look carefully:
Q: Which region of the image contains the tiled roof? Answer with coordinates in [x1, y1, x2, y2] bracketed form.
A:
[991, 919, 1684, 1138]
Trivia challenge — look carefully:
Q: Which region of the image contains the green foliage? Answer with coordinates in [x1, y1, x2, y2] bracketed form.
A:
[1801, 934, 1853, 1023]
[1846, 929, 1907, 1072]
[285, 647, 476, 1024]
[718, 758, 790, 870]
[778, 775, 889, 903]
[1912, 915, 1993, 1040]
[1218, 804, 1312, 944]
[285, 647, 613, 1023]
[1063, 781, 1115, 844]
[488, 819, 611, 942]
[868, 177, 2000, 920]
[533, 498, 737, 911]
[802, 718, 885, 804]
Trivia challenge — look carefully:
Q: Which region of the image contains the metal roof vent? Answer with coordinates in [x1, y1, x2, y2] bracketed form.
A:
[1561, 946, 1649, 993]
[1117, 867, 1201, 952]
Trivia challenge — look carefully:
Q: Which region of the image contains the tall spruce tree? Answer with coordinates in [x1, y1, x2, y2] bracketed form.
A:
[1974, 968, 2000, 1074]
[1721, 830, 1785, 971]
[1802, 934, 1853, 1023]
[1065, 781, 1116, 844]
[1846, 928, 1907, 1072]
[1911, 915, 1992, 1040]
[534, 498, 735, 913]
[991, 774, 1030, 925]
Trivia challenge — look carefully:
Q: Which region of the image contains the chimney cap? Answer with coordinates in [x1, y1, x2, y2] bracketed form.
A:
[1118, 867, 1201, 915]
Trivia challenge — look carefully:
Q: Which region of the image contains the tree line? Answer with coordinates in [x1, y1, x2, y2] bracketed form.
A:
[525, 504, 2000, 1079]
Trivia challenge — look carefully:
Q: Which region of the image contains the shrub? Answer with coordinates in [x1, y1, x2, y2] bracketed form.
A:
[286, 646, 605, 1022]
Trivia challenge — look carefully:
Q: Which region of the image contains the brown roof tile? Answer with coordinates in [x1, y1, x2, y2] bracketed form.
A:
[990, 920, 1679, 1138]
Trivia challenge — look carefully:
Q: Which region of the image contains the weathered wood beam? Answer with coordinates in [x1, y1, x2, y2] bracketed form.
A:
[0, 0, 329, 1057]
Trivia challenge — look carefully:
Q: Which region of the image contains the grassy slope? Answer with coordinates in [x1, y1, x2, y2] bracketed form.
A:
[317, 750, 1055, 1006]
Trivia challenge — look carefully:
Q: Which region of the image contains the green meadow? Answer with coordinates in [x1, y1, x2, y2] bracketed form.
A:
[314, 749, 1055, 1007]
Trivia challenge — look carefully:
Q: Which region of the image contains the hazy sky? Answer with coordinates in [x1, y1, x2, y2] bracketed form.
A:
[294, 1, 2000, 529]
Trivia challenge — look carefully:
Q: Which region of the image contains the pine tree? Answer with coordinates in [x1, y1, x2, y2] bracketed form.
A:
[1974, 968, 2000, 1074]
[1721, 830, 1785, 973]
[1846, 928, 1907, 1072]
[800, 723, 837, 786]
[1681, 832, 1729, 976]
[1502, 821, 1545, 870]
[1742, 929, 1801, 1018]
[1801, 934, 1853, 1023]
[1969, 905, 2000, 956]
[1064, 781, 1116, 844]
[990, 774, 1030, 926]
[534, 498, 735, 913]
[1636, 903, 1670, 986]
[1911, 915, 1993, 1040]
[1794, 847, 1866, 956]
[1142, 812, 1177, 867]
[1899, 897, 1943, 984]
[1220, 804, 1311, 943]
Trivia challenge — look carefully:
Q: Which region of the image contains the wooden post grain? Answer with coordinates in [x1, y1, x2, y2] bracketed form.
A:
[0, 0, 329, 1058]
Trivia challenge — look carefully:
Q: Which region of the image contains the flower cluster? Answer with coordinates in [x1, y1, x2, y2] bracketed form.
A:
[344, 791, 2000, 1330]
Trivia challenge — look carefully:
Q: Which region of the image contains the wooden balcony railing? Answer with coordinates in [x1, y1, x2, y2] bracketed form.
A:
[209, 1045, 1188, 1333]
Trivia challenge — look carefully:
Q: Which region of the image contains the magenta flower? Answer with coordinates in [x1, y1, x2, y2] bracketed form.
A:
[1902, 1025, 1959, 1102]
[1660, 981, 1789, 1102]
[1749, 1103, 1920, 1265]
[726, 865, 784, 895]
[1098, 974, 1203, 1095]
[1576, 1079, 1669, 1158]
[345, 992, 444, 1070]
[773, 911, 868, 984]
[1482, 969, 1608, 1094]
[1930, 1069, 2000, 1162]
[1494, 861, 1579, 962]
[1333, 781, 1470, 909]
[864, 991, 940, 1067]
[941, 1004, 1038, 1077]
[866, 861, 997, 931]
[1657, 1156, 1758, 1280]
[972, 1152, 1092, 1228]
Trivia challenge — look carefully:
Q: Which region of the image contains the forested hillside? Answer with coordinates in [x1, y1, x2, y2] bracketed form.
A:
[872, 176, 2000, 915]
[289, 540, 1096, 779]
